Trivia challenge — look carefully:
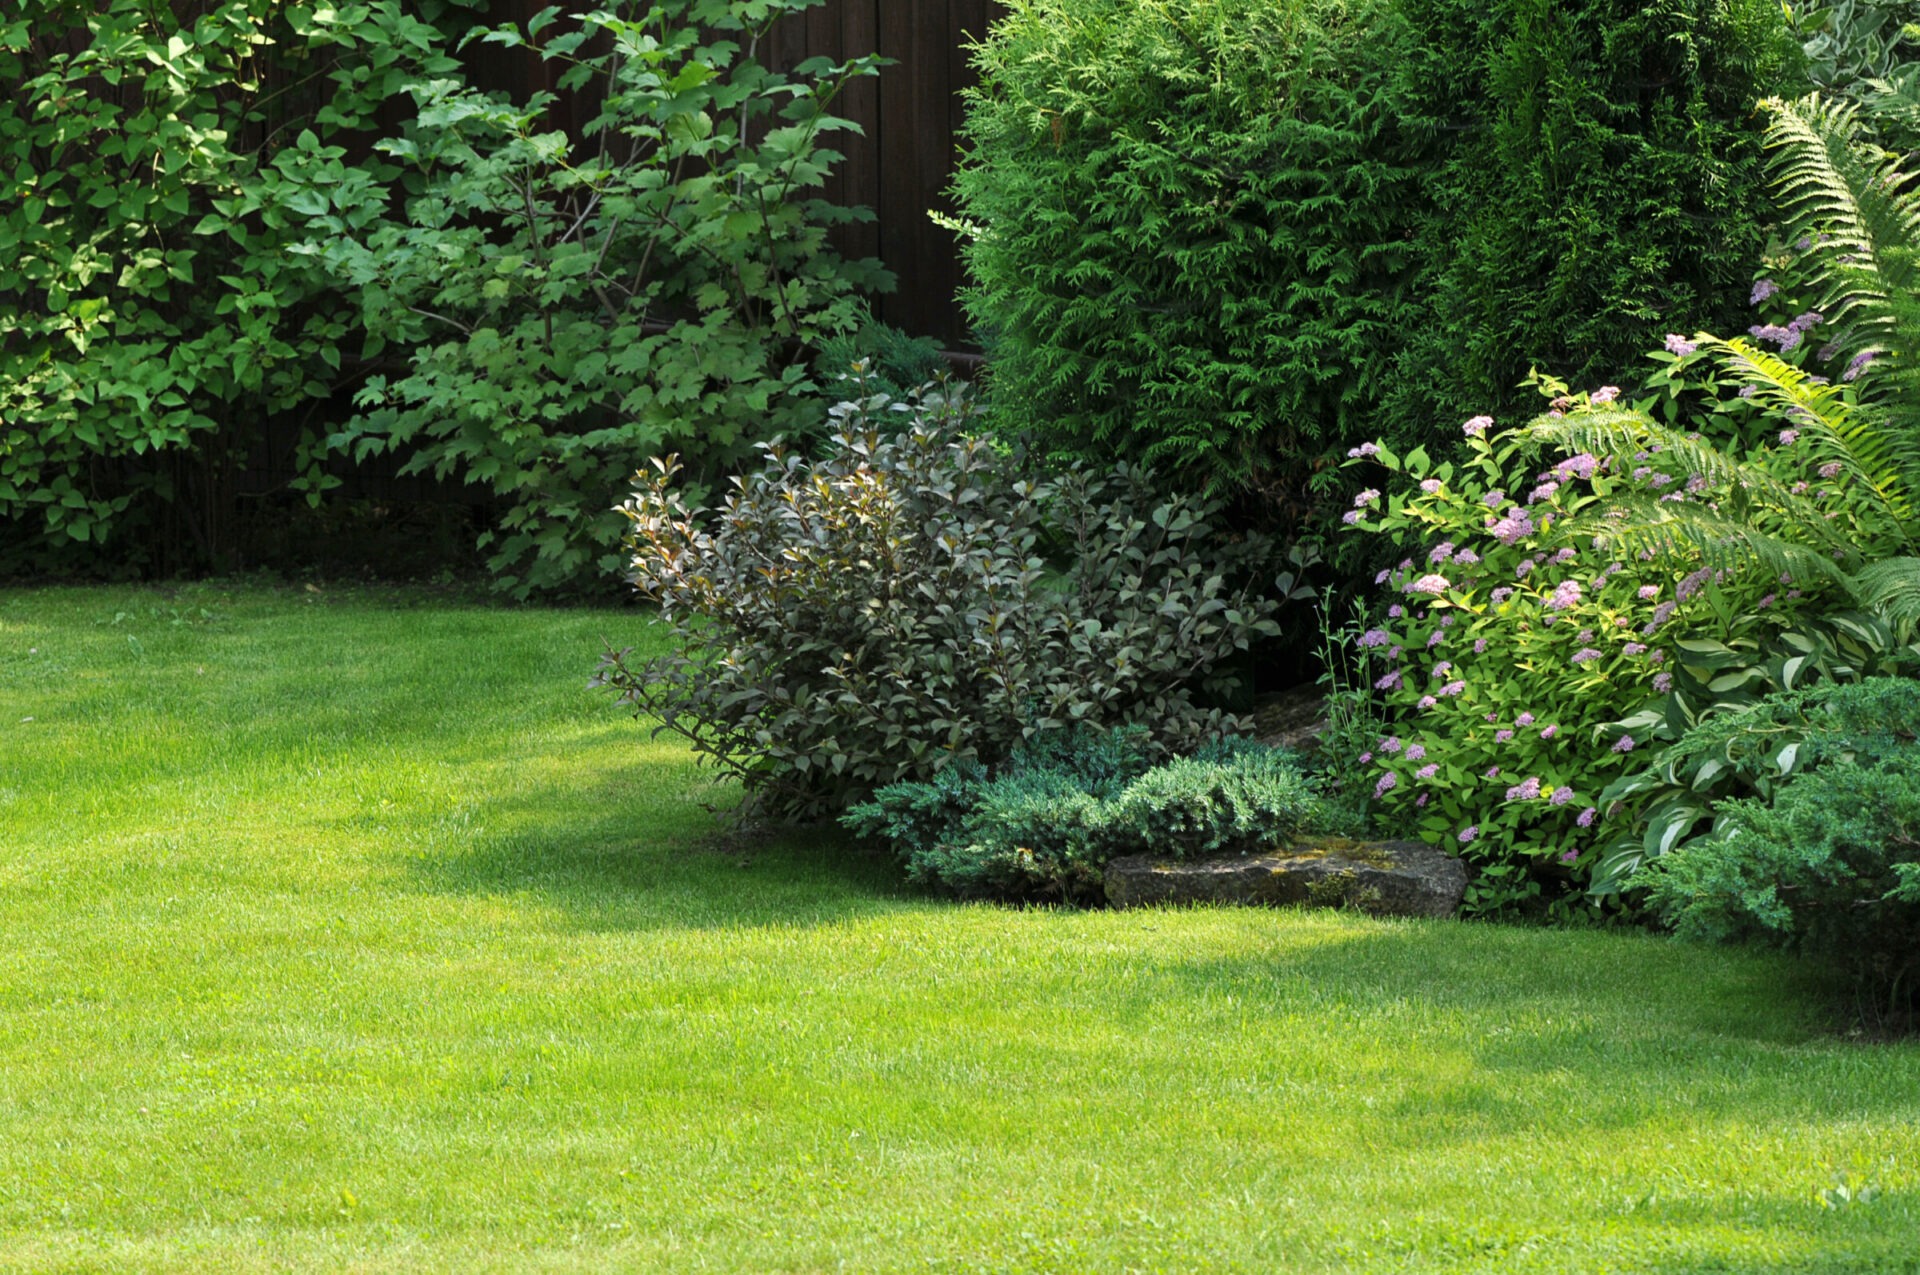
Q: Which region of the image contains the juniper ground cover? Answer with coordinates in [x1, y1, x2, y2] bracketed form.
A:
[0, 581, 1915, 1272]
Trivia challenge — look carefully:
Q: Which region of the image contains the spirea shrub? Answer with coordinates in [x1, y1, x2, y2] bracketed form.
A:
[1339, 381, 1864, 915]
[843, 729, 1327, 902]
[595, 378, 1284, 821]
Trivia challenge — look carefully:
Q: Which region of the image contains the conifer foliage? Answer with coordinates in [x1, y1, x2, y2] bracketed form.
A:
[951, 0, 1427, 510]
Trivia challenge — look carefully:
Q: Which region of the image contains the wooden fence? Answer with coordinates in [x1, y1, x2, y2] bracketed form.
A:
[763, 1, 1001, 348]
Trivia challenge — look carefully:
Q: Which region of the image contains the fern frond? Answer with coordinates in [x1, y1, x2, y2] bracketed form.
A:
[1711, 337, 1920, 535]
[1762, 94, 1920, 339]
[1563, 489, 1863, 586]
[1525, 403, 1804, 512]
[1852, 555, 1920, 624]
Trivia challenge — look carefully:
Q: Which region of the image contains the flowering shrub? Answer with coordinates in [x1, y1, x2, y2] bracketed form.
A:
[1339, 380, 1863, 915]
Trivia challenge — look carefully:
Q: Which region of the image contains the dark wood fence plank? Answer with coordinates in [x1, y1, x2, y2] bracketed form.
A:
[833, 0, 884, 268]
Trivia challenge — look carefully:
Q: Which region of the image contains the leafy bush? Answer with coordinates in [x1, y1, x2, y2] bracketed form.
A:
[595, 377, 1287, 821]
[843, 728, 1327, 902]
[1383, 0, 1799, 442]
[950, 0, 1427, 502]
[1525, 81, 1920, 882]
[0, 0, 459, 573]
[314, 0, 891, 596]
[1789, 0, 1920, 97]
[1634, 678, 1920, 1029]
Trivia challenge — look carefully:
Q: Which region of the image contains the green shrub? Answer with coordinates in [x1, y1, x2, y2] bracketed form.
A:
[314, 0, 890, 596]
[1101, 746, 1324, 858]
[950, 0, 1796, 514]
[844, 728, 1327, 902]
[595, 377, 1286, 821]
[1634, 678, 1920, 1029]
[1382, 0, 1799, 442]
[814, 313, 951, 406]
[0, 0, 459, 574]
[950, 0, 1426, 500]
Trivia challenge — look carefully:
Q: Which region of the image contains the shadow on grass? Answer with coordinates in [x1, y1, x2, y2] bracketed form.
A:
[1152, 914, 1843, 1046]
[399, 765, 918, 935]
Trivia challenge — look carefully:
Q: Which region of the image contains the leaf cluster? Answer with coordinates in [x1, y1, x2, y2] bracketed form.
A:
[1593, 612, 1918, 891]
[0, 0, 460, 571]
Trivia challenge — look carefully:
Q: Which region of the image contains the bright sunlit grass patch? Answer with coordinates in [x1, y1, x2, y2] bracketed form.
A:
[1, 580, 1916, 1273]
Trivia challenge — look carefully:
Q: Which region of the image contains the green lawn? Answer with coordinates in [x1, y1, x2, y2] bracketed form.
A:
[1, 580, 1916, 1273]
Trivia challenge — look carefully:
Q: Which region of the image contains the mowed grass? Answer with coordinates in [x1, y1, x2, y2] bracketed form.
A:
[0, 581, 1916, 1274]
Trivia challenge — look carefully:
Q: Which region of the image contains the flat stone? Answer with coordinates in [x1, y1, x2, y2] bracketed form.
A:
[1104, 838, 1466, 918]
